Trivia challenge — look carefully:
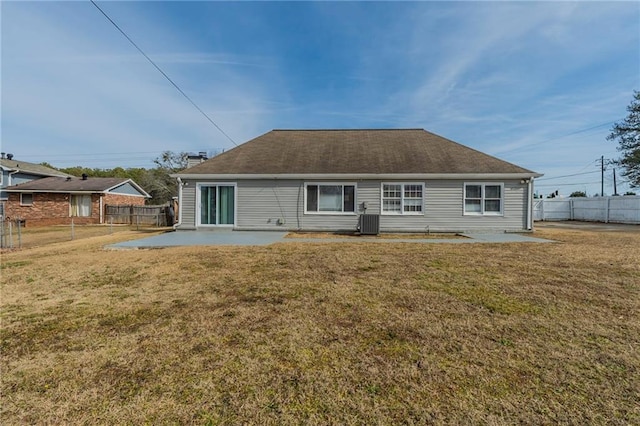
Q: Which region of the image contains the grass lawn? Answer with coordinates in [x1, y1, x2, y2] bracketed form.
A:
[1, 226, 638, 424]
[1, 224, 167, 250]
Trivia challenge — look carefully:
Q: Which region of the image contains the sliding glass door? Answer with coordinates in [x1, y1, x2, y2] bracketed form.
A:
[199, 184, 235, 226]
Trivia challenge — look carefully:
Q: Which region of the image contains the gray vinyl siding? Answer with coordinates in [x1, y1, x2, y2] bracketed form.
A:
[237, 180, 359, 231]
[380, 180, 526, 233]
[237, 180, 301, 229]
[177, 178, 529, 232]
[179, 182, 197, 229]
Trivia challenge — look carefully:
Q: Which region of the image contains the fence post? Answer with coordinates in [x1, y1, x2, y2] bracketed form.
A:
[570, 199, 574, 220]
[71, 219, 75, 240]
[8, 221, 13, 249]
[17, 219, 22, 249]
[110, 216, 113, 234]
[605, 197, 611, 223]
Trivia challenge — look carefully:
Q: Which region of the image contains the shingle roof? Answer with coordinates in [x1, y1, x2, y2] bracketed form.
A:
[4, 176, 144, 193]
[179, 129, 538, 176]
[0, 158, 72, 177]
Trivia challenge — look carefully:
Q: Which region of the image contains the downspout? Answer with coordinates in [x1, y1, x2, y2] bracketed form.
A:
[99, 195, 103, 224]
[527, 178, 533, 231]
[8, 169, 18, 186]
[175, 177, 183, 229]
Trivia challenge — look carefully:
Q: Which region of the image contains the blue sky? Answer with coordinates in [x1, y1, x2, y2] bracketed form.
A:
[2, 1, 639, 196]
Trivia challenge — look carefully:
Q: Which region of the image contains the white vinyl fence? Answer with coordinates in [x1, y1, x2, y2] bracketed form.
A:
[534, 196, 640, 224]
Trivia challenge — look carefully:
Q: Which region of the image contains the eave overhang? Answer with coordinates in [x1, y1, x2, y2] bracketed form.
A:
[172, 172, 544, 180]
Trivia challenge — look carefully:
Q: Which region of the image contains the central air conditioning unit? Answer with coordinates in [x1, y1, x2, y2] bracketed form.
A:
[359, 214, 380, 235]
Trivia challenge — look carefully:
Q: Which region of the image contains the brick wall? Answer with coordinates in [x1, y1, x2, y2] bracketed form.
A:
[103, 194, 146, 208]
[5, 192, 146, 227]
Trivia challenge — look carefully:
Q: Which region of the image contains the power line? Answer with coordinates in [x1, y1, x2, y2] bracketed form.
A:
[535, 181, 600, 187]
[500, 119, 620, 155]
[89, 0, 238, 147]
[536, 170, 600, 181]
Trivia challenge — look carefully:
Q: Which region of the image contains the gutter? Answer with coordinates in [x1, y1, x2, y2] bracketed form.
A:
[527, 178, 533, 230]
[175, 177, 183, 229]
[172, 172, 544, 180]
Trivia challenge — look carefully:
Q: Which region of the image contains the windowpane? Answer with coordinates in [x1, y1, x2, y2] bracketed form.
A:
[319, 186, 342, 211]
[465, 185, 481, 198]
[404, 198, 422, 212]
[404, 185, 422, 198]
[306, 185, 318, 212]
[485, 185, 501, 199]
[21, 193, 33, 206]
[343, 185, 355, 212]
[70, 195, 91, 217]
[200, 186, 216, 225]
[219, 186, 235, 224]
[465, 199, 482, 213]
[383, 199, 401, 212]
[383, 184, 401, 198]
[485, 199, 501, 212]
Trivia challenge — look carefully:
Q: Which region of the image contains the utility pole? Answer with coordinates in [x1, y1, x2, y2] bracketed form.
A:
[600, 155, 604, 197]
[613, 168, 618, 196]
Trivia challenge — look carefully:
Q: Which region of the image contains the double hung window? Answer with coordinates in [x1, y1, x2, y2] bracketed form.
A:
[382, 183, 424, 214]
[305, 184, 355, 213]
[464, 183, 503, 215]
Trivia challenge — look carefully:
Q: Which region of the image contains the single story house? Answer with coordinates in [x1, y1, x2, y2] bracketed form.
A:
[4, 175, 150, 226]
[1, 154, 73, 218]
[172, 129, 542, 233]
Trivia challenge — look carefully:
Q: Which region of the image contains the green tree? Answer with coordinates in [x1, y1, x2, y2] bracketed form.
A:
[154, 151, 189, 172]
[569, 191, 587, 197]
[607, 91, 640, 187]
[143, 151, 190, 204]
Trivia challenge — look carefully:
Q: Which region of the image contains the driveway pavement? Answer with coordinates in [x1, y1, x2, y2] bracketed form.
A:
[107, 230, 553, 249]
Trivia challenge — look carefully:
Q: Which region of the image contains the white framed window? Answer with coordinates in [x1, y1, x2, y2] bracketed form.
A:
[464, 183, 503, 215]
[20, 193, 34, 206]
[381, 183, 424, 215]
[70, 194, 92, 217]
[305, 183, 356, 214]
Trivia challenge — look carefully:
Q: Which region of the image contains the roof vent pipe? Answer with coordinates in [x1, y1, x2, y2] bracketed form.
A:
[1, 152, 5, 159]
[82, 173, 88, 180]
[6, 153, 14, 160]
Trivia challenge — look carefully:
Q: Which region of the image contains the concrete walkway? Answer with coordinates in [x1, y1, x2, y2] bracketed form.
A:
[107, 230, 553, 249]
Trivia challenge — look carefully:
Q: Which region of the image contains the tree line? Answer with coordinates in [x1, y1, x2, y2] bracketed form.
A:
[42, 151, 189, 205]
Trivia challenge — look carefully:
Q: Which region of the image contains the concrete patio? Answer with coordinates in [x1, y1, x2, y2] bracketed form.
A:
[107, 230, 553, 249]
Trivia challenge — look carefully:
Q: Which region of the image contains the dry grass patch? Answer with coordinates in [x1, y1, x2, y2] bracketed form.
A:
[1, 227, 639, 424]
[1, 224, 167, 250]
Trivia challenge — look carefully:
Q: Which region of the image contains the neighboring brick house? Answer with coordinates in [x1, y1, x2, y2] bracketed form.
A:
[1, 153, 73, 218]
[4, 176, 150, 226]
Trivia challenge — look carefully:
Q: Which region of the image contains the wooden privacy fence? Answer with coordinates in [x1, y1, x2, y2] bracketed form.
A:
[105, 204, 175, 226]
